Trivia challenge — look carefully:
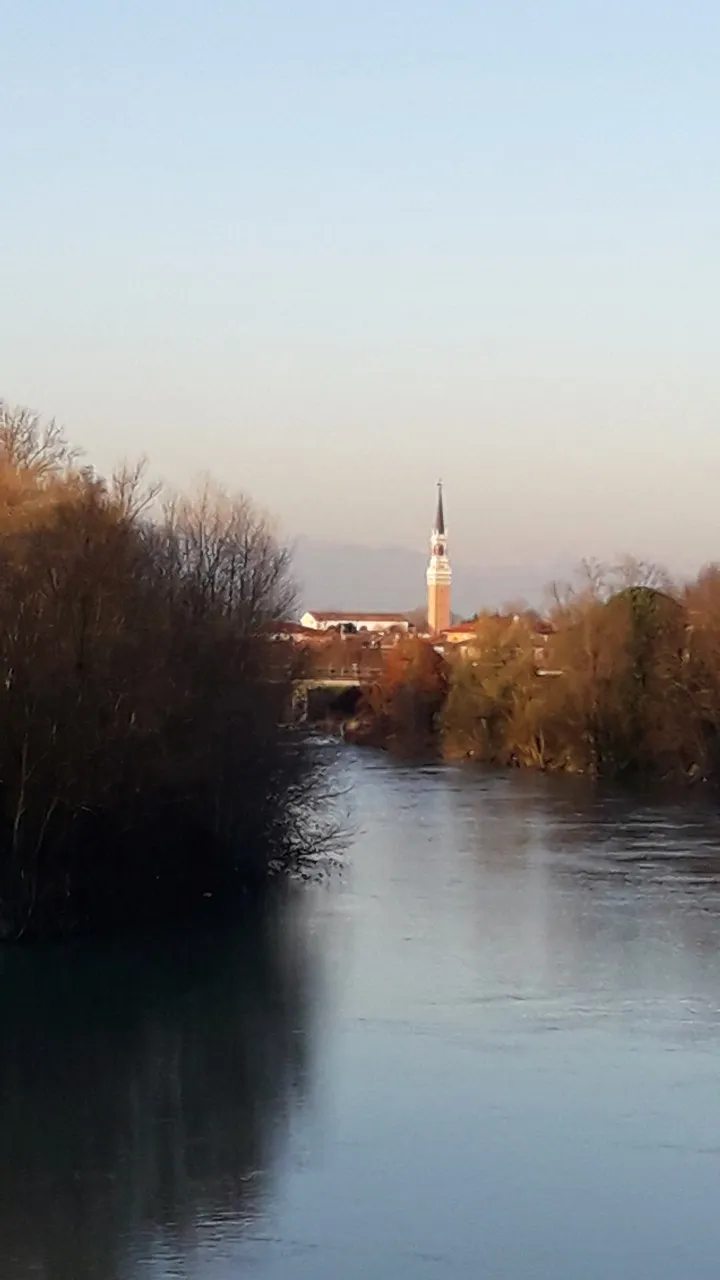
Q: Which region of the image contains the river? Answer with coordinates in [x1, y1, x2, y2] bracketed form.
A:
[2, 748, 720, 1278]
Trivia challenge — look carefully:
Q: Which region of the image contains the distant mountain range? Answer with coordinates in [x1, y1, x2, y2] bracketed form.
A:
[291, 538, 570, 619]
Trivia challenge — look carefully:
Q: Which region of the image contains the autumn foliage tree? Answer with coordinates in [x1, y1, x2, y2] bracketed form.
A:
[535, 583, 691, 776]
[441, 562, 720, 783]
[0, 401, 327, 941]
[362, 637, 448, 747]
[441, 614, 540, 763]
[680, 565, 720, 776]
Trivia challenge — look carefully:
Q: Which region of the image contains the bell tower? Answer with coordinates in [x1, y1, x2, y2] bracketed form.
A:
[426, 481, 452, 634]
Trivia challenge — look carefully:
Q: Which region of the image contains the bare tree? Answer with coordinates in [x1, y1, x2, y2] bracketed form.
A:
[0, 409, 328, 940]
[164, 479, 296, 627]
[0, 401, 79, 478]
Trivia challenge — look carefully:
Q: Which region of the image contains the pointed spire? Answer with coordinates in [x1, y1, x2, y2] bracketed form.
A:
[434, 480, 445, 536]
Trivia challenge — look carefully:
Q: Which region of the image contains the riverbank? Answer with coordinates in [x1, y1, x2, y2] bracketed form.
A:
[342, 712, 712, 786]
[333, 587, 720, 787]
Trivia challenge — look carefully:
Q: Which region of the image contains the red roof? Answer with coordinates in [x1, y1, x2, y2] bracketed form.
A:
[443, 621, 477, 635]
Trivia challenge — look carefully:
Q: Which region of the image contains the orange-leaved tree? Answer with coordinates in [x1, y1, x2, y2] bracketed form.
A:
[364, 637, 448, 746]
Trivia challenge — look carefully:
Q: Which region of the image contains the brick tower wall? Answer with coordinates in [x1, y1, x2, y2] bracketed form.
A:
[428, 581, 451, 635]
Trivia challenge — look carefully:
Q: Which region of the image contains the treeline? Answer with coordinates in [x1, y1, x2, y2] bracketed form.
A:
[354, 559, 720, 783]
[0, 401, 323, 941]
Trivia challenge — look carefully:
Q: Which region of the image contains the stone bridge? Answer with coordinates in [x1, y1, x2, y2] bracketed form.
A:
[291, 669, 378, 723]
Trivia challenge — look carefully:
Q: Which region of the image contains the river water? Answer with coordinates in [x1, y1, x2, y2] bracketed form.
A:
[2, 748, 720, 1279]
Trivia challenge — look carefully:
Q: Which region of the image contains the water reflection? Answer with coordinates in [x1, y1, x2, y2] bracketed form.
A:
[0, 898, 315, 1280]
[400, 761, 720, 1044]
[5, 756, 720, 1280]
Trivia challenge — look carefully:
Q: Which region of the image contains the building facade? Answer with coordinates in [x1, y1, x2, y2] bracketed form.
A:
[426, 481, 452, 634]
[300, 610, 411, 634]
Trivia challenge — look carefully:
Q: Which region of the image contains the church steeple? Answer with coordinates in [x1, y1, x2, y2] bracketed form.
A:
[426, 481, 452, 634]
[434, 480, 445, 537]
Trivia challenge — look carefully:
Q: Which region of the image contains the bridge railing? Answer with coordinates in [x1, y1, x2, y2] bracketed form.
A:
[301, 665, 381, 682]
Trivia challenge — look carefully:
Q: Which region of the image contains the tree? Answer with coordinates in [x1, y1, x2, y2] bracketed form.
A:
[0, 405, 328, 940]
[679, 564, 720, 777]
[542, 577, 693, 778]
[442, 615, 541, 764]
[364, 637, 448, 746]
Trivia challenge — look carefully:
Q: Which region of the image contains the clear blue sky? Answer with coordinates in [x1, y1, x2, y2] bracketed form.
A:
[2, 0, 719, 574]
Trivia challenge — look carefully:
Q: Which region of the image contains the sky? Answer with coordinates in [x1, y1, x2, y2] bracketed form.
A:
[2, 0, 720, 581]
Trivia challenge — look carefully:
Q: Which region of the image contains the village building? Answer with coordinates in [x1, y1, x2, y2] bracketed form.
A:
[436, 612, 558, 675]
[297, 481, 453, 640]
[299, 610, 412, 634]
[441, 621, 478, 645]
[265, 621, 323, 643]
[287, 483, 554, 661]
[300, 482, 454, 639]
